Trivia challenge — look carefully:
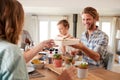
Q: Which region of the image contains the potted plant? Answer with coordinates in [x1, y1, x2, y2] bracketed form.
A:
[53, 54, 62, 67]
[64, 56, 74, 68]
[77, 62, 88, 79]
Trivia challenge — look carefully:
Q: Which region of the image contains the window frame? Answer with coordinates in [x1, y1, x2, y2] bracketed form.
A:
[38, 16, 67, 42]
[98, 17, 113, 46]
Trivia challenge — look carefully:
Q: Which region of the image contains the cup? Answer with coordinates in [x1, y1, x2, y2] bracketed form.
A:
[77, 68, 88, 79]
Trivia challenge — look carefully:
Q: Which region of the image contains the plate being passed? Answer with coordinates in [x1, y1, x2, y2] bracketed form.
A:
[54, 39, 79, 46]
[27, 66, 35, 73]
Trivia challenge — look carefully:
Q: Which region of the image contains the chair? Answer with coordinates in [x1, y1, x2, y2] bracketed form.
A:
[104, 51, 114, 70]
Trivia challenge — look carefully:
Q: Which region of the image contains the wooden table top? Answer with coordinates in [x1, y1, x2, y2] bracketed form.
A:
[29, 64, 120, 80]
[89, 68, 120, 80]
[29, 69, 58, 80]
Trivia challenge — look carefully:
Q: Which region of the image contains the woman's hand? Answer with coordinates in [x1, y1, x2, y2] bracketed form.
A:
[41, 39, 55, 48]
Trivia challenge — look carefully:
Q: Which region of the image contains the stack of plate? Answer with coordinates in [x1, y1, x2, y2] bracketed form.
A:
[26, 62, 35, 73]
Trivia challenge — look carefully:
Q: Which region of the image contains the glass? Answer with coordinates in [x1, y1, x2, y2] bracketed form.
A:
[62, 53, 75, 69]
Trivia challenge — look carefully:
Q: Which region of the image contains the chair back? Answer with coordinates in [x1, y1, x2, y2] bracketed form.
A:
[104, 51, 114, 70]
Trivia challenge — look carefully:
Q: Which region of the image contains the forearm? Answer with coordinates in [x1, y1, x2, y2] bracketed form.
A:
[81, 46, 100, 61]
[24, 43, 44, 63]
[24, 39, 54, 63]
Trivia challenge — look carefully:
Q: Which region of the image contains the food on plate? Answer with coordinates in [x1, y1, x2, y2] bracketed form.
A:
[31, 59, 42, 64]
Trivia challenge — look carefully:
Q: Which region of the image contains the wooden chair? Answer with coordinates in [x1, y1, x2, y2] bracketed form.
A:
[104, 51, 114, 70]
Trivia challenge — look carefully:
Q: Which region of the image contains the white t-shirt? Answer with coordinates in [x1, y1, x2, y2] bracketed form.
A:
[55, 33, 75, 54]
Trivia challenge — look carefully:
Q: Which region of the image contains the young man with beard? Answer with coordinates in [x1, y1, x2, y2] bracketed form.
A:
[71, 7, 109, 68]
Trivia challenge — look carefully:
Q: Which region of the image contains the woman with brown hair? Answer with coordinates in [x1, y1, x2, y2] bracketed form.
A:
[0, 0, 29, 79]
[0, 0, 54, 79]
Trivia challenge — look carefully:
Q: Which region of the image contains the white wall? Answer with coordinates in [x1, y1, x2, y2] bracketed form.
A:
[23, 14, 33, 38]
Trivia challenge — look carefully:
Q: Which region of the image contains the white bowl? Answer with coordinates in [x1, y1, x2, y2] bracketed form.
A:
[33, 63, 44, 69]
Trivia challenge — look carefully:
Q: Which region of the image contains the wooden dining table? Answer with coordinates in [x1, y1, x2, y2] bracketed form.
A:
[29, 64, 120, 80]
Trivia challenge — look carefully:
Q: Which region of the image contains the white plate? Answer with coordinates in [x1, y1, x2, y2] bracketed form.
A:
[27, 66, 35, 73]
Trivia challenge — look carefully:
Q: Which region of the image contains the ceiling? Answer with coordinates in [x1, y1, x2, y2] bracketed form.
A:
[19, 0, 120, 16]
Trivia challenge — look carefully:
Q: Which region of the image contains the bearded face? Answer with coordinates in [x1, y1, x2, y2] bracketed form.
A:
[82, 13, 96, 30]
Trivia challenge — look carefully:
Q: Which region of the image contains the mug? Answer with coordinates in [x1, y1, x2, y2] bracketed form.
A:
[77, 68, 88, 79]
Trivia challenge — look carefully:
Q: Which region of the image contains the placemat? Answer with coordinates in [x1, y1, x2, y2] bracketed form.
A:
[29, 70, 45, 79]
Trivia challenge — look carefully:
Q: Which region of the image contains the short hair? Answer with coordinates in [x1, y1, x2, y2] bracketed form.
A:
[82, 7, 99, 21]
[57, 19, 69, 29]
[0, 0, 24, 44]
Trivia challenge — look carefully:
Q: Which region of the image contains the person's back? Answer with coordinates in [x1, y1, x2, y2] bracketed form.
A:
[0, 40, 28, 80]
[0, 0, 29, 79]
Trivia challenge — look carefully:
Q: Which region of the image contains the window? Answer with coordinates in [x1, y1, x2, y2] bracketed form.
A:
[102, 22, 111, 45]
[39, 21, 49, 42]
[102, 22, 111, 39]
[38, 16, 66, 42]
[97, 17, 113, 45]
[39, 20, 59, 42]
[50, 21, 59, 39]
[96, 21, 99, 26]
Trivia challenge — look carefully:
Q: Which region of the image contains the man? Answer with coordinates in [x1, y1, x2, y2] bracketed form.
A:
[71, 7, 109, 68]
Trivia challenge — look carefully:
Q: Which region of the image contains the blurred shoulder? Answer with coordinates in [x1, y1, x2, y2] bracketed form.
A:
[0, 40, 21, 55]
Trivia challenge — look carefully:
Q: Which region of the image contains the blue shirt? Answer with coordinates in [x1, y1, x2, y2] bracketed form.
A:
[81, 29, 109, 67]
[0, 40, 29, 80]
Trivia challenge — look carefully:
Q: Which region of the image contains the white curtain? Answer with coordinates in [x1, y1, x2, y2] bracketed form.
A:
[23, 14, 39, 45]
[31, 15, 39, 44]
[108, 17, 119, 69]
[115, 17, 120, 52]
[110, 17, 118, 53]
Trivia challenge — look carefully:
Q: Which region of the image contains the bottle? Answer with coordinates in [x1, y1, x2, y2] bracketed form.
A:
[48, 49, 53, 64]
[55, 49, 58, 54]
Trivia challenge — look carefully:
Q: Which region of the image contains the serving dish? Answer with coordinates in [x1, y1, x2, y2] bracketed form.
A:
[54, 38, 79, 46]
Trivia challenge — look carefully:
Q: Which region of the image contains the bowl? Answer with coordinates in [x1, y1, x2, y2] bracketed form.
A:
[33, 63, 44, 69]
[31, 59, 45, 69]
